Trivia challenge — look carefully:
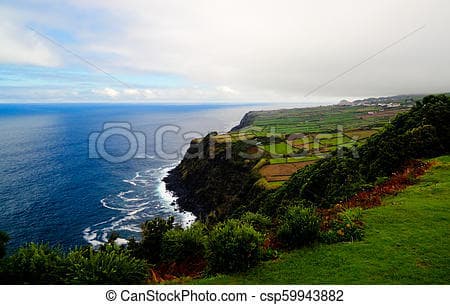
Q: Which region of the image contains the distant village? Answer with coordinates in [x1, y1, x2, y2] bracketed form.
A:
[337, 94, 420, 108]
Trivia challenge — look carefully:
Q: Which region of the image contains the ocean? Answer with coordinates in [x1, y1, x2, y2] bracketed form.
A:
[0, 102, 326, 250]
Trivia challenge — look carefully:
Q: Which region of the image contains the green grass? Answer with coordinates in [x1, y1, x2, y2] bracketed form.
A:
[260, 142, 298, 156]
[247, 105, 407, 135]
[194, 156, 450, 284]
[267, 181, 285, 188]
[319, 136, 354, 146]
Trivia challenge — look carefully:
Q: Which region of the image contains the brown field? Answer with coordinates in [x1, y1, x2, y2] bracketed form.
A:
[344, 129, 378, 139]
[359, 109, 402, 119]
[212, 133, 255, 143]
[259, 161, 315, 182]
[265, 175, 292, 182]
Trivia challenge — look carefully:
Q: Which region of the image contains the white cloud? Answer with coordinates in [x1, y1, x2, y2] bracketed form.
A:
[90, 86, 243, 101]
[2, 0, 450, 101]
[216, 86, 239, 96]
[69, 0, 450, 99]
[92, 87, 120, 98]
[0, 6, 61, 66]
[123, 89, 140, 96]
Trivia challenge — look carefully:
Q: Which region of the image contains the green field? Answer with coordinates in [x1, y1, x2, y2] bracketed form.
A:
[240, 105, 405, 134]
[223, 105, 411, 187]
[260, 142, 298, 156]
[194, 155, 450, 284]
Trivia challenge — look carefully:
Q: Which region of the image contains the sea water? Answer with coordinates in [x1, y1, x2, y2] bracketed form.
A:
[0, 103, 253, 249]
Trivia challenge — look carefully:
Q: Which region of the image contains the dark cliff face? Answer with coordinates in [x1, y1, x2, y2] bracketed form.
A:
[163, 133, 261, 221]
[230, 111, 258, 131]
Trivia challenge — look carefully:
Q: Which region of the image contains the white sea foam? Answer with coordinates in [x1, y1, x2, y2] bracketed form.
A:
[83, 162, 196, 247]
[114, 238, 129, 246]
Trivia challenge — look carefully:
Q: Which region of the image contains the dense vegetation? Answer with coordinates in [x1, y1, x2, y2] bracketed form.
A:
[195, 155, 450, 284]
[0, 242, 148, 284]
[267, 94, 450, 211]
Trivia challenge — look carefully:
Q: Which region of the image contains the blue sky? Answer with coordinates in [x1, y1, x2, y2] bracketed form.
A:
[1, 0, 449, 103]
[0, 0, 202, 102]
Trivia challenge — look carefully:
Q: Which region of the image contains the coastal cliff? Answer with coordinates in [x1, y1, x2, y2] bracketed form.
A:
[163, 132, 261, 221]
[163, 95, 443, 222]
[230, 111, 258, 131]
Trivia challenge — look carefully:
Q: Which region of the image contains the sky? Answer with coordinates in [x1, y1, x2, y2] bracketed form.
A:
[0, 0, 449, 103]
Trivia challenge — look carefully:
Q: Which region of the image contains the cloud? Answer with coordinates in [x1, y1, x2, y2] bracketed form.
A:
[89, 86, 242, 101]
[2, 0, 450, 102]
[121, 89, 158, 99]
[92, 87, 120, 98]
[68, 0, 450, 99]
[216, 86, 239, 96]
[0, 6, 61, 66]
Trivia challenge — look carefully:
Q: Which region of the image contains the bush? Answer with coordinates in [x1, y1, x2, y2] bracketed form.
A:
[0, 243, 149, 284]
[0, 231, 9, 259]
[321, 208, 364, 244]
[0, 243, 67, 284]
[161, 222, 207, 262]
[133, 216, 175, 263]
[240, 212, 272, 233]
[66, 244, 148, 284]
[277, 206, 320, 248]
[375, 176, 389, 186]
[277, 157, 366, 208]
[319, 230, 340, 244]
[207, 219, 263, 274]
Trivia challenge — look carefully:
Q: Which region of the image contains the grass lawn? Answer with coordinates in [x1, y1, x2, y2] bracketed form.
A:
[249, 106, 405, 135]
[194, 155, 450, 284]
[260, 142, 298, 155]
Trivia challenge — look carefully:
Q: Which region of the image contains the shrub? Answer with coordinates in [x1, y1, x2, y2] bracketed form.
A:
[207, 219, 263, 274]
[0, 231, 9, 259]
[334, 208, 364, 242]
[280, 157, 366, 208]
[135, 216, 175, 263]
[322, 208, 364, 244]
[161, 222, 207, 262]
[0, 243, 67, 284]
[319, 230, 340, 244]
[277, 205, 320, 248]
[66, 244, 148, 284]
[375, 176, 389, 186]
[240, 212, 272, 233]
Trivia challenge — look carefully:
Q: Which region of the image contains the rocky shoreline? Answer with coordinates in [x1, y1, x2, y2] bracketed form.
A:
[163, 111, 257, 220]
[163, 166, 207, 218]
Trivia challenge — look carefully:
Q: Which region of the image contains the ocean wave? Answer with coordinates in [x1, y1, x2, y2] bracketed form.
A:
[83, 162, 196, 247]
